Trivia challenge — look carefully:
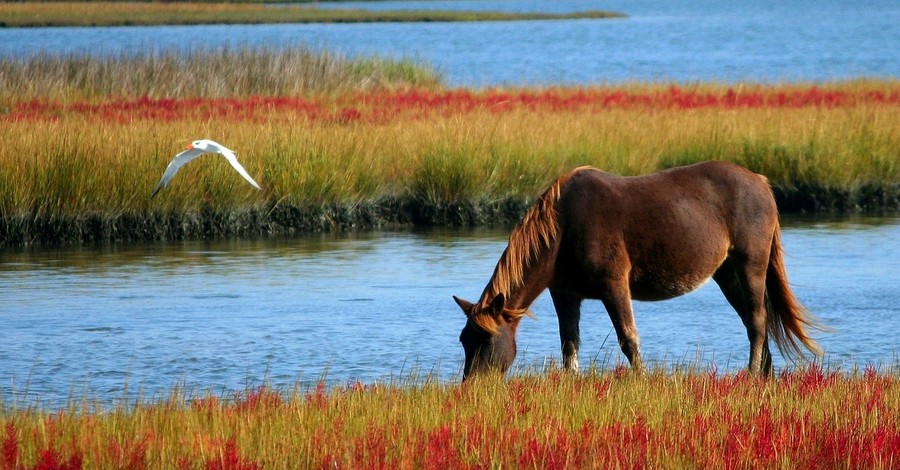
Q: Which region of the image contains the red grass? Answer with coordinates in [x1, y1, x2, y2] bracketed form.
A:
[28, 447, 82, 470]
[2, 423, 20, 468]
[202, 439, 260, 470]
[6, 86, 899, 123]
[2, 367, 898, 469]
[325, 367, 900, 470]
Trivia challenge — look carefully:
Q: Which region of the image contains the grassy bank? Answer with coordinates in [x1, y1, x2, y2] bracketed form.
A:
[1, 366, 898, 468]
[3, 88, 898, 245]
[1, 50, 898, 245]
[0, 2, 624, 27]
[0, 47, 443, 102]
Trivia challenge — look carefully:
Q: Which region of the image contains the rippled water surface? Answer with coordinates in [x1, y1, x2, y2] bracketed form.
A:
[1, 0, 897, 85]
[1, 0, 898, 408]
[1, 216, 898, 408]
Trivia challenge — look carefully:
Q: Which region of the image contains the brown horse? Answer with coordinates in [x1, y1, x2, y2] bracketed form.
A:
[454, 161, 822, 380]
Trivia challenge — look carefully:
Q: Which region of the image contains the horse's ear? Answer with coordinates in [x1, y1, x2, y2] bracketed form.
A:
[453, 295, 474, 314]
[489, 293, 506, 315]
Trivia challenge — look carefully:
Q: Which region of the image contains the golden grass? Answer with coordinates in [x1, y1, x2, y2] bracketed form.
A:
[1, 101, 897, 218]
[0, 47, 897, 243]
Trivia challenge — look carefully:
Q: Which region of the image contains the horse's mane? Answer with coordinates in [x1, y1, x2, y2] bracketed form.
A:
[472, 166, 592, 333]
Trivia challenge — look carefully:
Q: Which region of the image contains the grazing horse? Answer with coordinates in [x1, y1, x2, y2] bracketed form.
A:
[454, 161, 822, 380]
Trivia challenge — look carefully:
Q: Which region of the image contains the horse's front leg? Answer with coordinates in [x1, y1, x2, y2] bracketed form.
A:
[550, 290, 583, 371]
[601, 281, 644, 371]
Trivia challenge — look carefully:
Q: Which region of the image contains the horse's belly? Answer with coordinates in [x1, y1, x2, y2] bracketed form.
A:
[630, 273, 712, 301]
[625, 229, 730, 301]
[628, 247, 725, 301]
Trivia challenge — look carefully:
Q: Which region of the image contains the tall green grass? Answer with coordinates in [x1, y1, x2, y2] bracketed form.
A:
[1, 102, 898, 245]
[1, 48, 897, 244]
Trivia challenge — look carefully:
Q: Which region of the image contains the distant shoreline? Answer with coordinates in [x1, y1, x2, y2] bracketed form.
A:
[0, 2, 625, 28]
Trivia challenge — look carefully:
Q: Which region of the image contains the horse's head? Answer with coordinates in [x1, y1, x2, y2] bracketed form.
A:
[453, 293, 521, 381]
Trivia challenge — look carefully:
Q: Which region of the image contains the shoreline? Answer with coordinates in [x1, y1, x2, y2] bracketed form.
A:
[0, 3, 624, 28]
[3, 188, 897, 247]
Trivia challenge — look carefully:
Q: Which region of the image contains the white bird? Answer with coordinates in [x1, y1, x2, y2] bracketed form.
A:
[151, 139, 261, 198]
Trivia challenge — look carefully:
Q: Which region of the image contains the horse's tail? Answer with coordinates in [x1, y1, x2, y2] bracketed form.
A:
[765, 222, 824, 361]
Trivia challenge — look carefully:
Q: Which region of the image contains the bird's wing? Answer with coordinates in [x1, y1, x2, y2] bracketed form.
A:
[219, 147, 262, 190]
[150, 147, 206, 198]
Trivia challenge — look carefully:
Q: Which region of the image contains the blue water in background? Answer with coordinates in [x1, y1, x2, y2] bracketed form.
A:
[1, 0, 897, 86]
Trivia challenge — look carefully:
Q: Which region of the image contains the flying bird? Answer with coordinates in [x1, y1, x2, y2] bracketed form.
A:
[151, 139, 261, 198]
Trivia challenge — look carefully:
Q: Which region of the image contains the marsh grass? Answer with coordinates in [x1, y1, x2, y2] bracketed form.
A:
[0, 2, 624, 28]
[0, 49, 897, 244]
[1, 98, 898, 244]
[1, 364, 898, 468]
[0, 47, 443, 102]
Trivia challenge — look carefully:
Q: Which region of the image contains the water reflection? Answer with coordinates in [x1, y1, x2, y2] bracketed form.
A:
[1, 216, 898, 408]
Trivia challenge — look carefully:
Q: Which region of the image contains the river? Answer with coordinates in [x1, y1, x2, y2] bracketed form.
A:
[1, 216, 898, 408]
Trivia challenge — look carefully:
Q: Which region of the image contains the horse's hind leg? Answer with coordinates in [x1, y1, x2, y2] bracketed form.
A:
[713, 256, 772, 375]
[550, 290, 583, 371]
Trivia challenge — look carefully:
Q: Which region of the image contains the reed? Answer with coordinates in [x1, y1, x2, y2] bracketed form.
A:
[0, 47, 443, 102]
[2, 93, 897, 206]
[1, 365, 898, 468]
[1, 63, 898, 244]
[0, 2, 624, 28]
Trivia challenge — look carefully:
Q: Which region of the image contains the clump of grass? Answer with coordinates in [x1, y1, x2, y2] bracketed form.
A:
[0, 47, 443, 103]
[0, 2, 624, 28]
[1, 365, 898, 468]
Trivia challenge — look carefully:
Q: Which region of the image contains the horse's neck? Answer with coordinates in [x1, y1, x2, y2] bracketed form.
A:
[480, 239, 558, 311]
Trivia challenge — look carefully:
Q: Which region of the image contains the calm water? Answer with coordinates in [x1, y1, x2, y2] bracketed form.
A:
[1, 216, 898, 408]
[1, 0, 897, 86]
[1, 0, 898, 409]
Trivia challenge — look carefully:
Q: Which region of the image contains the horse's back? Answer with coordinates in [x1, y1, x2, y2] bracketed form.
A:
[562, 161, 775, 228]
[554, 161, 778, 300]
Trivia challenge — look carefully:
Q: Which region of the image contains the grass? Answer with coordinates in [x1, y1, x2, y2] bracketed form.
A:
[0, 47, 443, 102]
[0, 49, 898, 245]
[0, 2, 625, 27]
[1, 364, 898, 468]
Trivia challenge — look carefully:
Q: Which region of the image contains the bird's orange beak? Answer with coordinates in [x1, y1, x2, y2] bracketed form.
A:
[184, 143, 194, 150]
